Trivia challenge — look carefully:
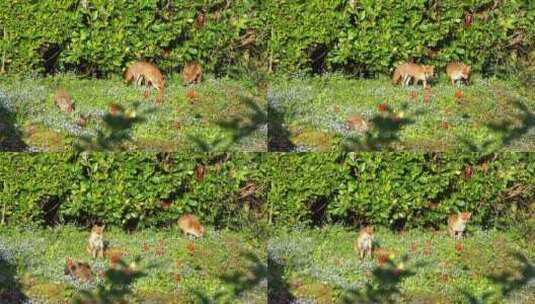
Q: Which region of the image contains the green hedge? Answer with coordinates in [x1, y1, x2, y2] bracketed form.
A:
[266, 153, 535, 228]
[264, 0, 535, 75]
[0, 0, 266, 76]
[1, 153, 534, 229]
[0, 153, 267, 229]
[1, 1, 533, 77]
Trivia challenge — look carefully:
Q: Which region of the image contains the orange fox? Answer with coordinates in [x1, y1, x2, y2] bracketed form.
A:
[87, 224, 105, 259]
[448, 212, 471, 239]
[177, 214, 205, 238]
[182, 62, 202, 85]
[54, 88, 74, 113]
[354, 226, 374, 259]
[446, 62, 471, 86]
[124, 61, 164, 103]
[392, 63, 434, 88]
[65, 257, 93, 282]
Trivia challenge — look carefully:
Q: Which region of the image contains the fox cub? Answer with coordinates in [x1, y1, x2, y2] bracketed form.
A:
[124, 61, 165, 103]
[182, 62, 202, 85]
[54, 88, 74, 113]
[355, 226, 374, 259]
[177, 214, 205, 238]
[87, 224, 105, 259]
[446, 62, 471, 86]
[392, 63, 434, 88]
[65, 257, 93, 282]
[448, 212, 471, 240]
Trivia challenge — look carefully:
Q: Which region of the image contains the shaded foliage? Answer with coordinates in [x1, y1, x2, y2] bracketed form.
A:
[74, 102, 156, 151]
[195, 251, 267, 303]
[188, 95, 267, 152]
[0, 241, 27, 304]
[343, 102, 422, 151]
[0, 96, 27, 151]
[74, 256, 151, 304]
[341, 255, 421, 304]
[458, 98, 535, 152]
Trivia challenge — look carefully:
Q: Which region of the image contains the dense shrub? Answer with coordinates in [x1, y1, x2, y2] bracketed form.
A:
[0, 153, 267, 229]
[0, 0, 266, 76]
[266, 153, 535, 229]
[1, 1, 532, 77]
[1, 153, 534, 229]
[264, 0, 535, 75]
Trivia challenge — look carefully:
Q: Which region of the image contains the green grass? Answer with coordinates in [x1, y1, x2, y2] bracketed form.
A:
[0, 225, 266, 303]
[268, 74, 535, 152]
[0, 74, 267, 151]
[268, 225, 535, 303]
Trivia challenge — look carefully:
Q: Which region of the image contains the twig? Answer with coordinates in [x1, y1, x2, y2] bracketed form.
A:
[1, 27, 6, 74]
[1, 181, 6, 225]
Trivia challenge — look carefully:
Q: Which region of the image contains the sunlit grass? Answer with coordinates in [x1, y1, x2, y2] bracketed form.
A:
[269, 74, 535, 152]
[268, 225, 535, 303]
[0, 74, 267, 151]
[0, 225, 266, 303]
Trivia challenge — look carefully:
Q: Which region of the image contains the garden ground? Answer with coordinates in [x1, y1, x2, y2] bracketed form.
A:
[268, 75, 535, 152]
[0, 225, 266, 303]
[0, 74, 267, 152]
[268, 224, 535, 303]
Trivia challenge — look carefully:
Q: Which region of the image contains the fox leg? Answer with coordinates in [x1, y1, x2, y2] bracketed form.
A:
[143, 86, 150, 99]
[402, 75, 409, 86]
[153, 84, 163, 104]
[136, 75, 145, 86]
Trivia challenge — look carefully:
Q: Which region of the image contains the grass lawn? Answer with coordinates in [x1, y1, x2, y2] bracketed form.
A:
[0, 225, 266, 303]
[0, 74, 267, 152]
[268, 75, 535, 152]
[268, 225, 535, 303]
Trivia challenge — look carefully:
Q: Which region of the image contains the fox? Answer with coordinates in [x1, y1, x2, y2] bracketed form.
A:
[448, 212, 471, 240]
[392, 63, 434, 88]
[355, 226, 374, 259]
[124, 61, 164, 103]
[87, 224, 105, 259]
[54, 88, 74, 113]
[446, 62, 471, 86]
[182, 62, 202, 85]
[177, 214, 205, 238]
[347, 113, 370, 133]
[75, 114, 90, 128]
[65, 257, 93, 282]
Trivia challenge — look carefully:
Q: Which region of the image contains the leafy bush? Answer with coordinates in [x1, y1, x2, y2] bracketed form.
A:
[264, 0, 535, 75]
[1, 1, 532, 77]
[0, 0, 266, 76]
[1, 153, 534, 229]
[0, 153, 267, 229]
[266, 153, 535, 228]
